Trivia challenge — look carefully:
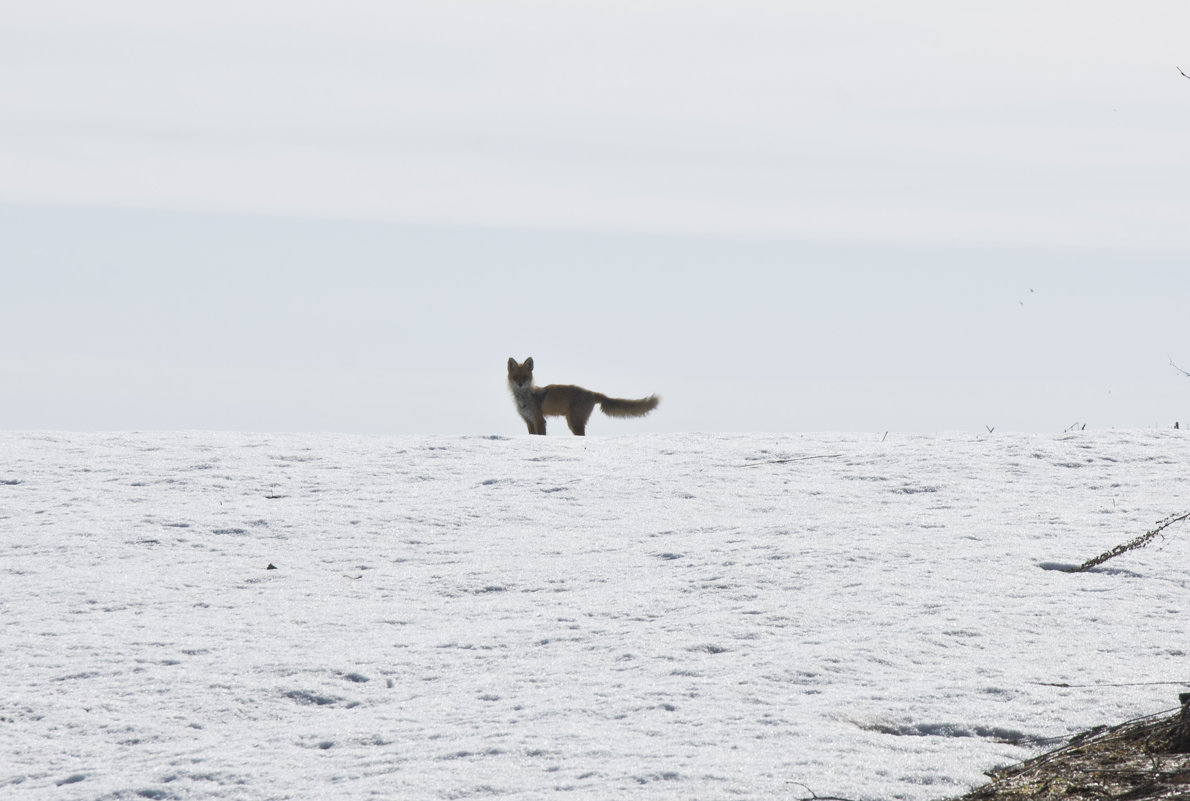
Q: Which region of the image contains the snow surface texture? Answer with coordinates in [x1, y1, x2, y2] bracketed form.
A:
[2, 430, 1188, 801]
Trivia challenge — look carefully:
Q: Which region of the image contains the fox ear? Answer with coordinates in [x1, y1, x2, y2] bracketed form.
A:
[524, 357, 534, 370]
[508, 357, 516, 370]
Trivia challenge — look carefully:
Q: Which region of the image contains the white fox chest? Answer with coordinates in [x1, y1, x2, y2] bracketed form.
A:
[509, 383, 538, 423]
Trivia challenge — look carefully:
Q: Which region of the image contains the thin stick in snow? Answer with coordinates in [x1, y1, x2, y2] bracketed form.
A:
[1065, 511, 1190, 573]
[789, 782, 860, 801]
[1031, 680, 1190, 688]
[739, 454, 843, 467]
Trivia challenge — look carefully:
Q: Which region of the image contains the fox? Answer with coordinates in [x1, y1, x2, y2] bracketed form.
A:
[507, 357, 659, 436]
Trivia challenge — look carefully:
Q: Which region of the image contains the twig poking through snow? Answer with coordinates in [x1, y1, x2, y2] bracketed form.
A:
[739, 454, 843, 467]
[1031, 680, 1190, 688]
[1065, 511, 1190, 573]
[790, 781, 860, 801]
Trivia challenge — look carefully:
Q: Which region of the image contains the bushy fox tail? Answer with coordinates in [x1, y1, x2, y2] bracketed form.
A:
[598, 394, 660, 418]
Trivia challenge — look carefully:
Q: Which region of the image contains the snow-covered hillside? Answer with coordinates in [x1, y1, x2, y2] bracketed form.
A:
[2, 430, 1188, 800]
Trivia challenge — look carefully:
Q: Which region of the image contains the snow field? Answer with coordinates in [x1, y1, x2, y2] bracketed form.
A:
[2, 430, 1188, 800]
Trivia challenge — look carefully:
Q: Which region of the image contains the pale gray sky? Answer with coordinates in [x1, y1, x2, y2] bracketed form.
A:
[2, 1, 1189, 434]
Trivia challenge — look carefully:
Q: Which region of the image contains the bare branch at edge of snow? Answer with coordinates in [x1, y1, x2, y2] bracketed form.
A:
[1066, 511, 1190, 573]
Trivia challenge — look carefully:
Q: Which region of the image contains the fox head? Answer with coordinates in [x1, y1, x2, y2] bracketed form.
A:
[507, 356, 534, 388]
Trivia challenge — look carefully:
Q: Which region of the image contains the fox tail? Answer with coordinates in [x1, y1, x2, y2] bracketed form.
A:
[598, 394, 660, 418]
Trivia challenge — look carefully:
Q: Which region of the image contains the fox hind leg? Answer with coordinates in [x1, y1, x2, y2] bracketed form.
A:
[566, 402, 594, 436]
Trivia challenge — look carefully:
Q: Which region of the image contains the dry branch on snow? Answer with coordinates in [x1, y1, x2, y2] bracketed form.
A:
[1065, 512, 1190, 573]
[953, 694, 1190, 801]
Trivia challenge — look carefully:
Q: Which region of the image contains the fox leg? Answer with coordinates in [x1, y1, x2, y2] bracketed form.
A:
[566, 403, 594, 436]
[533, 413, 547, 435]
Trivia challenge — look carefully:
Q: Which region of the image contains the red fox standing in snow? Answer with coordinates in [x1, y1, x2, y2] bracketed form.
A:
[507, 357, 659, 436]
